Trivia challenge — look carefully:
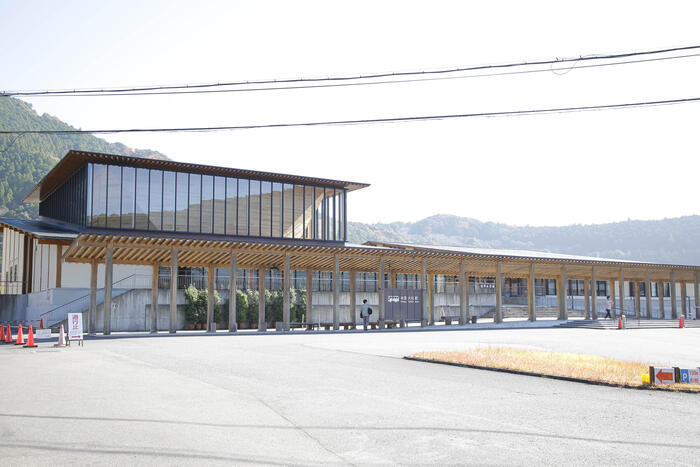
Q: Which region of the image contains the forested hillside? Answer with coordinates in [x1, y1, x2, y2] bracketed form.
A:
[0, 97, 168, 219]
[348, 214, 700, 265]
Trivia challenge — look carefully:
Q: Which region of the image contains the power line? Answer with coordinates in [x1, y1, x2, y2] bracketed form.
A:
[2, 96, 699, 135]
[3, 44, 700, 97]
[7, 52, 700, 98]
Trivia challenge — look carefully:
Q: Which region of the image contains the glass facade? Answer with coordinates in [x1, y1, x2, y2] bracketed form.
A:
[63, 162, 348, 241]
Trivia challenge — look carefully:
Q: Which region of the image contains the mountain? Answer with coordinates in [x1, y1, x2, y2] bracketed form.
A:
[0, 96, 168, 219]
[348, 214, 700, 265]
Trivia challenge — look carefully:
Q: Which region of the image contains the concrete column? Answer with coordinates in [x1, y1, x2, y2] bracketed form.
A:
[670, 271, 677, 319]
[332, 256, 340, 331]
[103, 246, 113, 335]
[694, 272, 700, 320]
[494, 263, 503, 324]
[459, 262, 467, 325]
[378, 258, 386, 329]
[150, 264, 158, 333]
[584, 278, 591, 320]
[283, 255, 291, 332]
[681, 282, 687, 318]
[306, 269, 312, 325]
[527, 264, 536, 322]
[421, 260, 428, 327]
[657, 281, 665, 319]
[349, 271, 356, 328]
[645, 271, 652, 319]
[428, 273, 435, 326]
[88, 261, 97, 335]
[169, 250, 178, 333]
[558, 266, 568, 321]
[229, 252, 237, 332]
[258, 268, 266, 331]
[591, 268, 598, 320]
[609, 279, 616, 319]
[207, 265, 215, 332]
[618, 270, 625, 317]
[634, 280, 641, 319]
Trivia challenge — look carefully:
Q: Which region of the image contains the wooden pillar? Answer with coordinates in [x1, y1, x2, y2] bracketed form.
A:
[103, 246, 113, 335]
[378, 258, 386, 329]
[258, 268, 266, 331]
[207, 265, 215, 332]
[169, 250, 178, 333]
[657, 281, 665, 319]
[494, 263, 503, 324]
[421, 260, 428, 326]
[349, 271, 356, 328]
[634, 280, 641, 319]
[591, 268, 598, 320]
[558, 266, 568, 321]
[645, 271, 652, 320]
[229, 252, 237, 332]
[55, 245, 62, 288]
[150, 264, 158, 333]
[459, 262, 467, 325]
[283, 255, 291, 332]
[528, 264, 536, 322]
[584, 278, 591, 320]
[670, 271, 677, 319]
[332, 256, 340, 331]
[389, 272, 396, 288]
[618, 270, 625, 317]
[681, 282, 687, 318]
[428, 273, 435, 326]
[88, 261, 97, 335]
[609, 279, 616, 319]
[306, 269, 312, 326]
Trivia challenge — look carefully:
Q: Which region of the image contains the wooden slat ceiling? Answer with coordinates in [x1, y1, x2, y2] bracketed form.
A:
[63, 234, 700, 282]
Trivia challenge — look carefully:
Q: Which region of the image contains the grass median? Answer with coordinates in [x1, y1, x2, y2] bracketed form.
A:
[409, 347, 700, 391]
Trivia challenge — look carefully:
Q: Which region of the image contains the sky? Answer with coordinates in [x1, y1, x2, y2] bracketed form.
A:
[1, 0, 699, 227]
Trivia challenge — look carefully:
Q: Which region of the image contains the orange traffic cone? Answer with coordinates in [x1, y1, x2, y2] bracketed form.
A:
[679, 315, 684, 328]
[617, 316, 623, 329]
[14, 324, 24, 345]
[40, 318, 44, 329]
[5, 325, 11, 343]
[0, 324, 4, 343]
[23, 325, 37, 348]
[54, 324, 66, 347]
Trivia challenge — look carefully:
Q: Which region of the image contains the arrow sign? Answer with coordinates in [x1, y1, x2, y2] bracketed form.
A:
[655, 368, 675, 384]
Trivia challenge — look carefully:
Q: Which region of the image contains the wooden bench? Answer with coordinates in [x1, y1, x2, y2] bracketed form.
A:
[319, 322, 356, 330]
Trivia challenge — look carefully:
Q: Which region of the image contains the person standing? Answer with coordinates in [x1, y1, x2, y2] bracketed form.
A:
[360, 299, 371, 331]
[604, 295, 613, 319]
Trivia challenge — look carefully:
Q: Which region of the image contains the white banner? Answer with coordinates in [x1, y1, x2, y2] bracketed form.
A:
[36, 329, 51, 339]
[67, 313, 83, 341]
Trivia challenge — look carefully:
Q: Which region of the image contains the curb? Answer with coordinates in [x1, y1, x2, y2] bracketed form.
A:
[402, 356, 700, 394]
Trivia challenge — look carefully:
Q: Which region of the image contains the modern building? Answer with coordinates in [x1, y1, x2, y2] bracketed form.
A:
[1, 150, 699, 333]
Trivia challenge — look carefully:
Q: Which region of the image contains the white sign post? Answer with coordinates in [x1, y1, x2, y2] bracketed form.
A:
[67, 312, 84, 346]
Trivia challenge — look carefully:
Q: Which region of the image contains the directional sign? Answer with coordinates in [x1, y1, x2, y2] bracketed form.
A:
[654, 368, 676, 385]
[679, 368, 700, 384]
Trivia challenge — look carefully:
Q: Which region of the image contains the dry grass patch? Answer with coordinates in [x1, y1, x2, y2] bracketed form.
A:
[411, 347, 652, 387]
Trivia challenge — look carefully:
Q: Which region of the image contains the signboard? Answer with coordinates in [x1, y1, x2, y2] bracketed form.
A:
[384, 288, 423, 322]
[36, 329, 52, 339]
[67, 313, 83, 341]
[653, 368, 676, 385]
[679, 368, 700, 384]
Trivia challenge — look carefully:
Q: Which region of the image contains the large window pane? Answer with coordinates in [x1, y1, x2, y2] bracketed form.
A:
[106, 165, 121, 228]
[303, 186, 314, 239]
[162, 171, 175, 231]
[214, 176, 226, 235]
[149, 170, 162, 230]
[237, 179, 249, 235]
[201, 175, 213, 234]
[189, 174, 201, 233]
[272, 182, 282, 237]
[91, 164, 107, 226]
[282, 183, 294, 238]
[294, 185, 304, 239]
[121, 166, 135, 229]
[260, 181, 272, 237]
[225, 178, 237, 235]
[249, 180, 260, 236]
[134, 168, 149, 230]
[175, 172, 188, 232]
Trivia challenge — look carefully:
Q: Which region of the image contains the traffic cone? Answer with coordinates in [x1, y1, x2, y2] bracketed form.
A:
[0, 324, 4, 343]
[618, 316, 623, 329]
[54, 324, 66, 347]
[5, 325, 11, 343]
[40, 318, 44, 329]
[23, 325, 37, 348]
[14, 324, 24, 345]
[679, 315, 684, 328]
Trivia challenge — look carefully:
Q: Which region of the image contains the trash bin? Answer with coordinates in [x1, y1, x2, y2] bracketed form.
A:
[471, 316, 477, 324]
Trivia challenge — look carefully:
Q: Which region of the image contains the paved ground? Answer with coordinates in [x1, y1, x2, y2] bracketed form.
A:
[1, 327, 699, 465]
